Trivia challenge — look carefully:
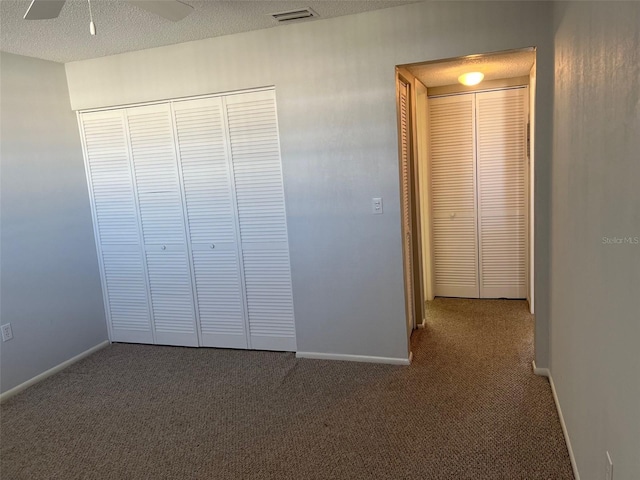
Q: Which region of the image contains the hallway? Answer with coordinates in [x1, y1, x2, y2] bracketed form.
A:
[410, 297, 573, 477]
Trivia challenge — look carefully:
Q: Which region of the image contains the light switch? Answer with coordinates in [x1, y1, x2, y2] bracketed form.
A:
[372, 197, 383, 214]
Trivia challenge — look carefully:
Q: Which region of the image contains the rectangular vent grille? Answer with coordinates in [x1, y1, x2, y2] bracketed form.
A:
[271, 8, 317, 23]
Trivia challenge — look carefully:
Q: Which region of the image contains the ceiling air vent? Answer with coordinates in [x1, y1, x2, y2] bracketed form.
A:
[270, 7, 318, 24]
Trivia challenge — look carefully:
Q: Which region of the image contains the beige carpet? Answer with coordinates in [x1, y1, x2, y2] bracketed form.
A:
[0, 298, 573, 479]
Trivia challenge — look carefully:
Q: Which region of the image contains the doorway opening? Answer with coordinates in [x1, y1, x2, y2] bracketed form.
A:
[395, 48, 537, 354]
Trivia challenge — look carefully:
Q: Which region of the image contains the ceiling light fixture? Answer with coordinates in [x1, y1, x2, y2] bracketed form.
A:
[458, 72, 484, 86]
[88, 0, 96, 36]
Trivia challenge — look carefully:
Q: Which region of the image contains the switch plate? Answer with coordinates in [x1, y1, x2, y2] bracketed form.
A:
[372, 197, 383, 214]
[606, 451, 613, 480]
[1, 323, 13, 342]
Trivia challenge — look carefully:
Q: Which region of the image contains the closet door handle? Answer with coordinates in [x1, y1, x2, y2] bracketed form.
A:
[210, 244, 215, 249]
[161, 245, 166, 250]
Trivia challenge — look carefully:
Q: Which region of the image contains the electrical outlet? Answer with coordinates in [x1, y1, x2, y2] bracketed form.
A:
[606, 451, 613, 480]
[1, 323, 13, 342]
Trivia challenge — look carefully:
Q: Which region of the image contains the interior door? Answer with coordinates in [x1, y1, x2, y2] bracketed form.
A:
[224, 90, 297, 352]
[476, 88, 527, 298]
[125, 103, 199, 347]
[80, 110, 154, 344]
[428, 95, 480, 298]
[172, 97, 249, 349]
[398, 79, 416, 333]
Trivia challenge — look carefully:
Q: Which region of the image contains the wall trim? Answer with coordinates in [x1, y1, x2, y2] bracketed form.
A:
[532, 360, 550, 377]
[428, 76, 530, 97]
[77, 86, 275, 114]
[296, 351, 411, 365]
[532, 362, 580, 480]
[548, 374, 580, 480]
[0, 340, 110, 403]
[417, 318, 427, 329]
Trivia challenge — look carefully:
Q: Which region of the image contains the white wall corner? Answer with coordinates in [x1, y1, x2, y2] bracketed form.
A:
[532, 360, 550, 377]
[0, 340, 110, 403]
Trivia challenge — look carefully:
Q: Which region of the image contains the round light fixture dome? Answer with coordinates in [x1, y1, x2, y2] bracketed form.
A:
[458, 72, 484, 86]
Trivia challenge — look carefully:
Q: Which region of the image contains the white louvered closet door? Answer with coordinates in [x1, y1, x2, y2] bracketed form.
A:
[476, 89, 527, 298]
[125, 104, 199, 347]
[428, 95, 480, 298]
[399, 81, 416, 331]
[80, 110, 154, 344]
[224, 90, 296, 352]
[173, 97, 249, 349]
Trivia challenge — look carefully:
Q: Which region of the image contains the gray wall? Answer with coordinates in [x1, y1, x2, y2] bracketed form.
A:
[552, 2, 640, 479]
[0, 52, 108, 394]
[65, 1, 554, 362]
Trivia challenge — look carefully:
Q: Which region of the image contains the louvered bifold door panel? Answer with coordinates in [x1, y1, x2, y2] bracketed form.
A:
[428, 95, 480, 298]
[225, 90, 296, 352]
[476, 89, 527, 298]
[80, 110, 154, 344]
[399, 81, 415, 330]
[125, 104, 198, 346]
[173, 97, 248, 349]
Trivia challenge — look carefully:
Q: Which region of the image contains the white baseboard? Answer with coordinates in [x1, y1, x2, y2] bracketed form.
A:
[532, 361, 580, 480]
[0, 340, 110, 403]
[296, 351, 411, 365]
[417, 318, 426, 329]
[532, 360, 550, 377]
[548, 374, 580, 480]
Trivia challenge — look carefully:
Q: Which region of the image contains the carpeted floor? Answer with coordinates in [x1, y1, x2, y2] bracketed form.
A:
[0, 298, 573, 479]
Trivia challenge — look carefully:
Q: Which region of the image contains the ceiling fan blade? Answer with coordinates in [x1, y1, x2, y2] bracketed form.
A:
[126, 0, 193, 22]
[23, 0, 66, 20]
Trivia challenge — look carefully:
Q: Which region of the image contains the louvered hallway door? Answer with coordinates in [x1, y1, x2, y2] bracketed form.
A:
[80, 110, 154, 344]
[225, 91, 297, 352]
[399, 80, 416, 330]
[125, 104, 199, 347]
[428, 95, 480, 298]
[428, 88, 527, 299]
[476, 89, 527, 298]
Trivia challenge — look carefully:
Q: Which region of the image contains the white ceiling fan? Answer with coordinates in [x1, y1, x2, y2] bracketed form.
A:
[23, 0, 194, 33]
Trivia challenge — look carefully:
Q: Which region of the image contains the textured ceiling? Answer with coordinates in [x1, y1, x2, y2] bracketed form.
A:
[405, 50, 536, 88]
[0, 0, 417, 63]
